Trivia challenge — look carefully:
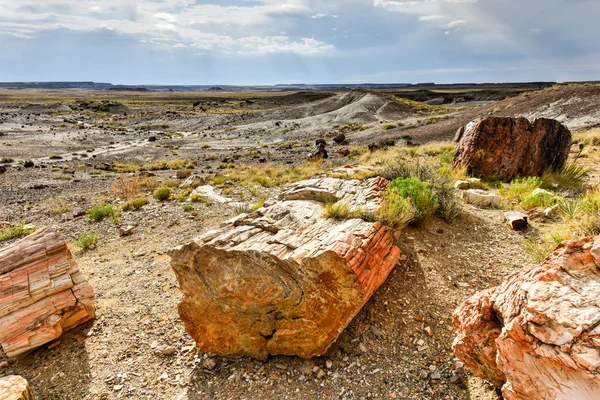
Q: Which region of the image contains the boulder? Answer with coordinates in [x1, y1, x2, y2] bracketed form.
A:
[307, 141, 328, 160]
[453, 117, 571, 180]
[0, 375, 32, 400]
[462, 189, 502, 208]
[170, 177, 400, 360]
[333, 133, 347, 145]
[453, 236, 600, 400]
[0, 227, 95, 358]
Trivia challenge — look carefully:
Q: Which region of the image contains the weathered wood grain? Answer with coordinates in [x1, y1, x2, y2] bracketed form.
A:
[0, 227, 95, 358]
[171, 177, 401, 360]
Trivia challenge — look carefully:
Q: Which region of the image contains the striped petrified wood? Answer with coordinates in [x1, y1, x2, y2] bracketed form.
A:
[0, 375, 33, 400]
[170, 177, 400, 360]
[0, 227, 95, 358]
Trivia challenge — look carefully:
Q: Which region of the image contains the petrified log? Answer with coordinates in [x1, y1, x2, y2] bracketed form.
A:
[453, 116, 571, 180]
[170, 177, 400, 360]
[453, 236, 600, 400]
[504, 211, 528, 231]
[0, 375, 32, 400]
[0, 227, 95, 358]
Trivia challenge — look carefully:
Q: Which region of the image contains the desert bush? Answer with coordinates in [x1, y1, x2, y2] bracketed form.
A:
[74, 231, 98, 250]
[541, 163, 590, 190]
[499, 177, 542, 202]
[86, 204, 115, 221]
[520, 190, 558, 210]
[154, 187, 172, 201]
[0, 224, 36, 243]
[1, 157, 14, 163]
[382, 123, 396, 131]
[49, 154, 63, 160]
[123, 197, 148, 211]
[381, 160, 462, 223]
[323, 202, 354, 220]
[113, 176, 140, 199]
[182, 205, 194, 212]
[380, 195, 416, 230]
[389, 178, 438, 226]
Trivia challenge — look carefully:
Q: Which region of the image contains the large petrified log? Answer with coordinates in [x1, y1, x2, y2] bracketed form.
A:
[453, 116, 571, 180]
[0, 375, 33, 400]
[453, 236, 600, 400]
[170, 177, 400, 359]
[0, 227, 95, 358]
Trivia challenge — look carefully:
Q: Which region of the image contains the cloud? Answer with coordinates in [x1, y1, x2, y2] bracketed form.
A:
[0, 0, 336, 55]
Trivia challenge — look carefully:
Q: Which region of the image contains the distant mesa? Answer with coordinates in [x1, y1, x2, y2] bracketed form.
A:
[206, 86, 226, 92]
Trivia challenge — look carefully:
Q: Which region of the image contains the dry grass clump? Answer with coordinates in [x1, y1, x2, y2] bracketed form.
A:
[111, 158, 195, 173]
[573, 128, 600, 146]
[112, 176, 140, 199]
[123, 197, 148, 211]
[523, 188, 600, 262]
[210, 161, 330, 188]
[44, 197, 73, 215]
[154, 187, 172, 201]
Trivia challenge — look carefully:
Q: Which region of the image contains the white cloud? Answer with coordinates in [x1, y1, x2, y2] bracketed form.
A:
[419, 15, 445, 21]
[448, 20, 466, 27]
[0, 0, 336, 55]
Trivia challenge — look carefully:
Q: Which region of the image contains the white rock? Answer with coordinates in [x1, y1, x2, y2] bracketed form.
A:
[592, 238, 600, 260]
[191, 185, 232, 204]
[543, 204, 560, 219]
[462, 189, 502, 208]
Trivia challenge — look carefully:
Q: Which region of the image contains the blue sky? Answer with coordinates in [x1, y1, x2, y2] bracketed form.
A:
[0, 0, 599, 85]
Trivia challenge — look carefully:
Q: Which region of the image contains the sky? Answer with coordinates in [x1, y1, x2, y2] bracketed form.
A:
[0, 0, 599, 85]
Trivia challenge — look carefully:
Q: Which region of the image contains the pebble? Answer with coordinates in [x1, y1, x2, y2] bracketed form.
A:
[203, 358, 217, 370]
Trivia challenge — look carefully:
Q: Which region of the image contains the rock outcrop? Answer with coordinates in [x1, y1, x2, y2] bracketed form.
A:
[453, 116, 571, 180]
[0, 375, 32, 400]
[0, 227, 95, 358]
[170, 177, 400, 360]
[453, 236, 600, 400]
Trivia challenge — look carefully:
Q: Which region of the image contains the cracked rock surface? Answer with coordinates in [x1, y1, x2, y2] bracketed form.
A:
[0, 227, 96, 358]
[453, 235, 600, 400]
[170, 177, 400, 360]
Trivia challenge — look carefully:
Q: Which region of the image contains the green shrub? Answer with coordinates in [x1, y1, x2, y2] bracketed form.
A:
[0, 224, 36, 243]
[123, 197, 148, 211]
[1, 157, 13, 163]
[381, 160, 462, 223]
[324, 202, 354, 220]
[190, 193, 212, 205]
[182, 205, 194, 212]
[382, 123, 396, 131]
[389, 177, 438, 226]
[74, 231, 98, 250]
[86, 204, 115, 221]
[49, 154, 63, 160]
[520, 190, 558, 210]
[154, 187, 172, 201]
[249, 199, 266, 213]
[499, 177, 542, 202]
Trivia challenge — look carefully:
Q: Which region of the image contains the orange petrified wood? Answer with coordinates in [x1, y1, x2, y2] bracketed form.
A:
[170, 177, 400, 360]
[0, 227, 95, 358]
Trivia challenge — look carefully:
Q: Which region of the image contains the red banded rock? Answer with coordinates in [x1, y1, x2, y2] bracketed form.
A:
[0, 227, 95, 358]
[170, 177, 400, 360]
[453, 116, 571, 180]
[453, 236, 600, 400]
